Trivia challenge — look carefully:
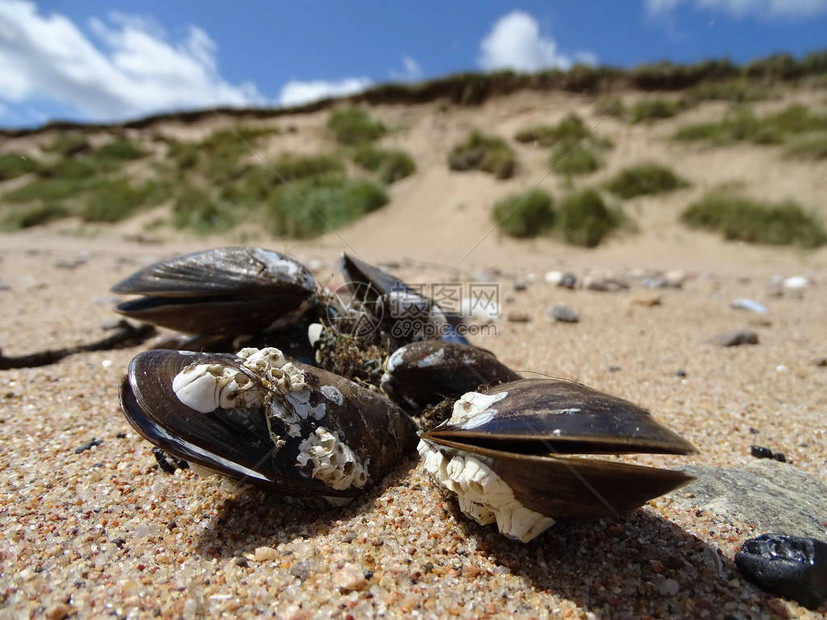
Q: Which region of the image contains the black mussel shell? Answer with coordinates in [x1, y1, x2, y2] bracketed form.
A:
[121, 349, 418, 496]
[420, 378, 697, 519]
[113, 248, 317, 336]
[424, 439, 694, 519]
[381, 340, 520, 413]
[426, 378, 697, 456]
[339, 253, 469, 345]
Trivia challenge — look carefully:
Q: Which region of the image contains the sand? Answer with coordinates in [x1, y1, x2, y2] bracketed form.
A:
[1, 88, 826, 618]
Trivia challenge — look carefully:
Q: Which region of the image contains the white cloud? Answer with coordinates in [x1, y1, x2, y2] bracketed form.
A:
[278, 77, 373, 107]
[390, 56, 423, 82]
[646, 0, 827, 18]
[479, 10, 595, 72]
[0, 1, 263, 122]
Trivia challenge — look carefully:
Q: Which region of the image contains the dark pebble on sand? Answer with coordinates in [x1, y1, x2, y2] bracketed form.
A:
[549, 304, 579, 323]
[814, 357, 827, 367]
[74, 438, 103, 454]
[513, 280, 527, 292]
[676, 370, 687, 378]
[735, 534, 827, 609]
[751, 445, 787, 463]
[708, 329, 759, 347]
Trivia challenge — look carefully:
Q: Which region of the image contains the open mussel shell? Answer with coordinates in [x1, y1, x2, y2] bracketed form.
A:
[427, 378, 697, 455]
[121, 349, 418, 496]
[381, 340, 520, 413]
[421, 378, 697, 519]
[112, 248, 317, 336]
[425, 440, 694, 519]
[339, 253, 469, 346]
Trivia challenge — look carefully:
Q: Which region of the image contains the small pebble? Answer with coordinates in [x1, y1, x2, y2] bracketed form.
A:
[813, 357, 827, 367]
[549, 304, 579, 323]
[629, 293, 661, 307]
[658, 578, 680, 596]
[507, 312, 531, 323]
[544, 271, 577, 288]
[783, 276, 810, 291]
[730, 298, 768, 314]
[290, 561, 312, 581]
[74, 438, 103, 454]
[45, 603, 70, 620]
[707, 330, 759, 347]
[334, 563, 367, 592]
[583, 275, 628, 292]
[750, 445, 787, 463]
[513, 280, 527, 292]
[676, 370, 687, 378]
[254, 546, 279, 562]
[735, 534, 827, 609]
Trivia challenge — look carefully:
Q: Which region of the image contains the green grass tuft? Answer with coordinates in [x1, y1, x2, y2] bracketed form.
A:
[4, 176, 106, 203]
[492, 190, 555, 238]
[514, 114, 591, 146]
[784, 132, 827, 160]
[172, 186, 236, 234]
[604, 163, 689, 198]
[93, 137, 147, 162]
[79, 178, 157, 223]
[1, 203, 70, 230]
[674, 104, 827, 146]
[448, 131, 516, 179]
[265, 177, 388, 238]
[557, 189, 622, 247]
[681, 79, 777, 104]
[43, 133, 91, 157]
[351, 145, 416, 184]
[0, 153, 40, 181]
[628, 98, 684, 123]
[550, 138, 601, 176]
[681, 191, 826, 249]
[327, 107, 386, 145]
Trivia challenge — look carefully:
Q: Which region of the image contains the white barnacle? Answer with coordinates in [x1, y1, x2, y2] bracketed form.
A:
[417, 440, 555, 543]
[296, 427, 369, 490]
[446, 391, 508, 428]
[172, 363, 264, 413]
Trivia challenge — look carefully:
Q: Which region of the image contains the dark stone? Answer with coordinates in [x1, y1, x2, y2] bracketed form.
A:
[513, 280, 527, 292]
[735, 534, 827, 609]
[707, 329, 759, 347]
[676, 370, 687, 378]
[549, 304, 579, 323]
[814, 357, 827, 367]
[751, 445, 787, 463]
[74, 438, 103, 454]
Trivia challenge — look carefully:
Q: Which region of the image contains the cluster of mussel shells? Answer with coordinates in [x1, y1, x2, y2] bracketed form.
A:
[115, 247, 696, 542]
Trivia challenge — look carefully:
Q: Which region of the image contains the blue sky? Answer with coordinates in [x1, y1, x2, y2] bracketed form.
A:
[1, 0, 825, 128]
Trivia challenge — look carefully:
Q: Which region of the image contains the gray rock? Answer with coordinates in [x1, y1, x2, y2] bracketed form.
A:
[669, 461, 827, 539]
[549, 304, 579, 323]
[583, 275, 628, 292]
[707, 329, 759, 346]
[513, 280, 527, 292]
[544, 271, 577, 289]
[814, 357, 827, 368]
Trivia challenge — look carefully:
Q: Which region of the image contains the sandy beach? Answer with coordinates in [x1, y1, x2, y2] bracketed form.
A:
[1, 87, 826, 618]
